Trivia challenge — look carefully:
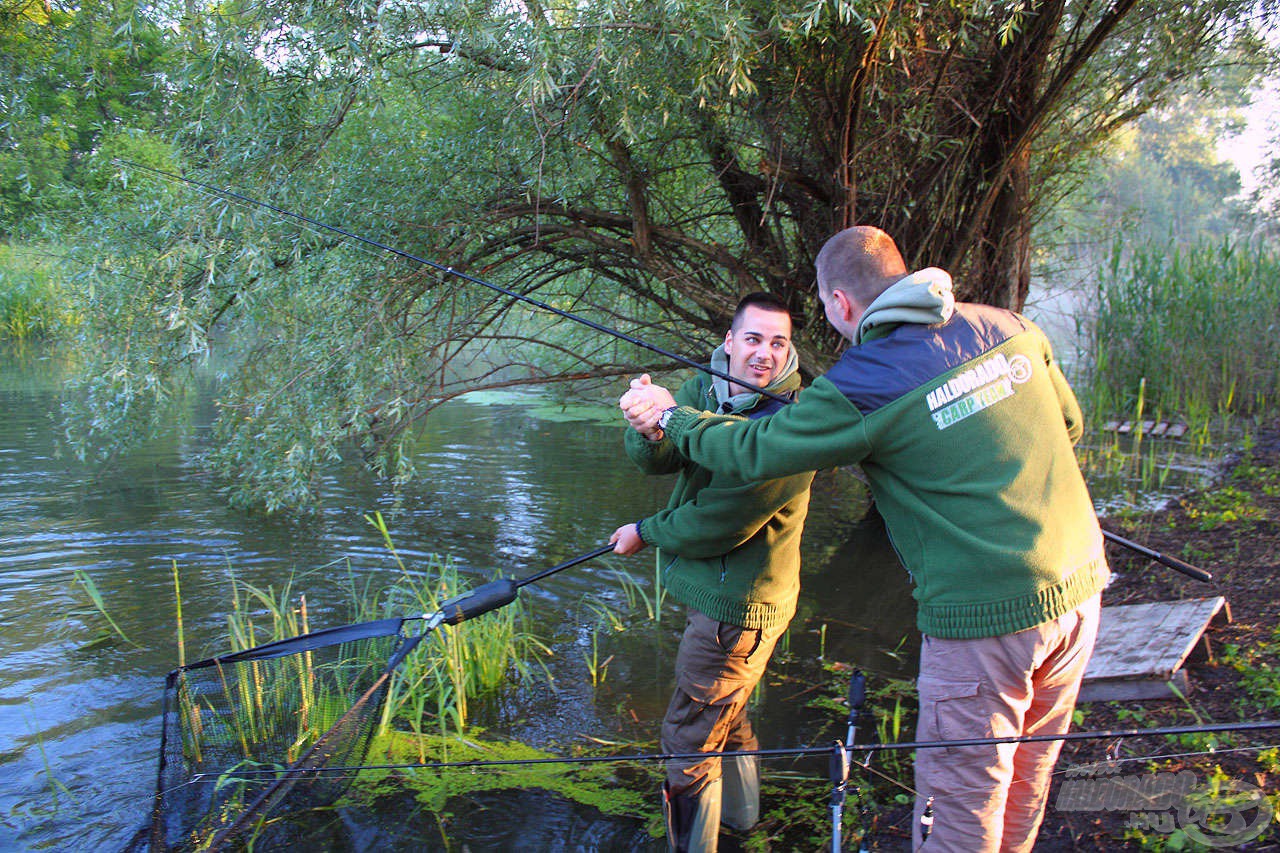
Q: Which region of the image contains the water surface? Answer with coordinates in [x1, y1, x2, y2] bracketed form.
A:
[0, 347, 912, 850]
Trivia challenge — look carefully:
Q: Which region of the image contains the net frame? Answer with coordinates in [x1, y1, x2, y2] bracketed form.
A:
[147, 616, 428, 850]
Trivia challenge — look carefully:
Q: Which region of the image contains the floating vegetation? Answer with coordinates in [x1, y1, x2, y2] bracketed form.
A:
[457, 389, 617, 424]
[353, 729, 663, 834]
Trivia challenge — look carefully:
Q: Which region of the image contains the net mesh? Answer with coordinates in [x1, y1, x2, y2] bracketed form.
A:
[149, 617, 409, 850]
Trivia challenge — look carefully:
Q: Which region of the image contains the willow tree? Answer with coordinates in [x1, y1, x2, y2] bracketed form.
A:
[61, 0, 1275, 507]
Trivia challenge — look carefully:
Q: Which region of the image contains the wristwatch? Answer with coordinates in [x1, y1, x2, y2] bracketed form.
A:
[657, 406, 678, 431]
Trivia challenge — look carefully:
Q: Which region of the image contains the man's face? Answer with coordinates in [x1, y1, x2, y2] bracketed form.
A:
[724, 305, 792, 394]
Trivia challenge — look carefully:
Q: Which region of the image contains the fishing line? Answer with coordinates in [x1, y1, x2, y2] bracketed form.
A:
[187, 718, 1280, 782]
[117, 159, 790, 404]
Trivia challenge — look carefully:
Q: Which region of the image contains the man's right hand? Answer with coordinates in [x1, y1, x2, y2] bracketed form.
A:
[619, 374, 677, 439]
[609, 523, 647, 555]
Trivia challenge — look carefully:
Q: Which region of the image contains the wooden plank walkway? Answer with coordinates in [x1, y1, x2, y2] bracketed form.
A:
[1079, 597, 1230, 702]
[1099, 419, 1188, 437]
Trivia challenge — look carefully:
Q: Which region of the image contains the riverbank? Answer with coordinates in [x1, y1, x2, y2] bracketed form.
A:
[1038, 423, 1280, 850]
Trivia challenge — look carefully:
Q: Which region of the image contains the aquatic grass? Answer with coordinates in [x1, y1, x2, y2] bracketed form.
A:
[164, 518, 552, 795]
[23, 709, 78, 811]
[582, 599, 620, 687]
[583, 625, 613, 687]
[1076, 378, 1235, 514]
[0, 244, 80, 339]
[208, 575, 339, 761]
[1085, 238, 1280, 423]
[365, 512, 553, 736]
[1074, 237, 1278, 507]
[70, 568, 141, 649]
[606, 553, 669, 624]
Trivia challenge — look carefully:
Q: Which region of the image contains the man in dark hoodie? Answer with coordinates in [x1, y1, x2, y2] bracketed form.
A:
[621, 228, 1107, 852]
[610, 292, 814, 852]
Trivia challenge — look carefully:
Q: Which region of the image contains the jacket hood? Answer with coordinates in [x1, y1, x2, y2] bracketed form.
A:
[710, 343, 800, 413]
[856, 267, 956, 344]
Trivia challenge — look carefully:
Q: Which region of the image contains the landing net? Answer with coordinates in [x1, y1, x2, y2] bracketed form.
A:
[146, 617, 409, 850]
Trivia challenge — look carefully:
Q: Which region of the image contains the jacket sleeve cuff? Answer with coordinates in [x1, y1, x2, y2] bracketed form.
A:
[661, 406, 698, 439]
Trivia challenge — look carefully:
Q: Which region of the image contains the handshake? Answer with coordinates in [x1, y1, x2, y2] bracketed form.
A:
[618, 374, 678, 442]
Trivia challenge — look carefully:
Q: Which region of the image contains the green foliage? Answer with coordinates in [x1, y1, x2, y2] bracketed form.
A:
[356, 729, 661, 829]
[1219, 626, 1280, 714]
[0, 243, 79, 339]
[1047, 82, 1261, 254]
[1086, 238, 1280, 421]
[0, 0, 176, 236]
[32, 0, 1280, 508]
[1181, 486, 1265, 531]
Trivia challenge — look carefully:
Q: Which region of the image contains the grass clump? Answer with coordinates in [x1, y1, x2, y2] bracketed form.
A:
[362, 512, 552, 742]
[1085, 238, 1280, 423]
[0, 244, 79, 340]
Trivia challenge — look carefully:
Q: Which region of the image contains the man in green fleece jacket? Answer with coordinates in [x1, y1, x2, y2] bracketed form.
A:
[610, 292, 814, 853]
[621, 228, 1108, 853]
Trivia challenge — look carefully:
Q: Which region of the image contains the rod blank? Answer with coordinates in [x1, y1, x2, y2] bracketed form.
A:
[1102, 530, 1212, 582]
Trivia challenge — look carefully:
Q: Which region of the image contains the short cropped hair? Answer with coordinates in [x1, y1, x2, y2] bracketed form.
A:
[731, 291, 792, 331]
[815, 226, 907, 305]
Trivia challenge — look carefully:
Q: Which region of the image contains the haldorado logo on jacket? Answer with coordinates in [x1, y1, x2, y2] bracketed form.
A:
[926, 352, 1034, 430]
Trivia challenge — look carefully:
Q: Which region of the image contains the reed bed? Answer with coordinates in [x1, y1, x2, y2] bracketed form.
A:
[1075, 238, 1279, 504]
[363, 513, 552, 741]
[168, 517, 554, 778]
[0, 244, 78, 340]
[1085, 238, 1280, 422]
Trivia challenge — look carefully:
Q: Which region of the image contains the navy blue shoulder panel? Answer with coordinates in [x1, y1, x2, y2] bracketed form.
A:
[746, 389, 797, 419]
[825, 304, 1031, 414]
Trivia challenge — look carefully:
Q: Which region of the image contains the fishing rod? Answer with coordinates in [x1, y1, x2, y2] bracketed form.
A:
[828, 669, 900, 852]
[1101, 529, 1212, 581]
[201, 718, 1280, 781]
[828, 669, 859, 852]
[118, 159, 791, 405]
[122, 162, 1213, 580]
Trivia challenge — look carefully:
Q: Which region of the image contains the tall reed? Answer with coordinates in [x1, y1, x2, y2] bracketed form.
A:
[365, 512, 552, 737]
[1085, 238, 1280, 422]
[0, 244, 77, 340]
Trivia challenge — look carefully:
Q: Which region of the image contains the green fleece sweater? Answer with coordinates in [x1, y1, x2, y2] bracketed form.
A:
[626, 349, 813, 630]
[662, 272, 1108, 639]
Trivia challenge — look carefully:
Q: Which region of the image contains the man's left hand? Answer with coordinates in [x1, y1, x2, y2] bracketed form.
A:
[619, 374, 678, 437]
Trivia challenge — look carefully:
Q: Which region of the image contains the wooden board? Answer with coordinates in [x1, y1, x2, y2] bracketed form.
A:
[1078, 597, 1230, 703]
[1099, 420, 1188, 438]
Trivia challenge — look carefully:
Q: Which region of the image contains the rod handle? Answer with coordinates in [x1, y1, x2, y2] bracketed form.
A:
[438, 578, 519, 624]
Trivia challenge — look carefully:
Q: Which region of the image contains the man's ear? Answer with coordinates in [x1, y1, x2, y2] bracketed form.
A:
[832, 288, 854, 322]
[723, 328, 734, 353]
